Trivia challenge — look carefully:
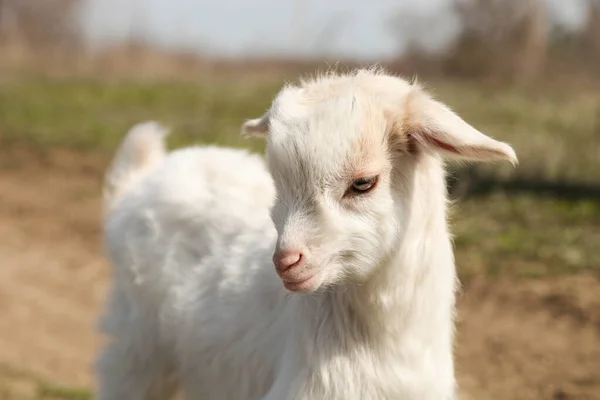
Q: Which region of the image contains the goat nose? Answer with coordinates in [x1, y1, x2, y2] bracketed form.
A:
[273, 250, 303, 272]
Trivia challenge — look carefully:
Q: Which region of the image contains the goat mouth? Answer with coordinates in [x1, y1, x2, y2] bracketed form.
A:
[282, 274, 319, 293]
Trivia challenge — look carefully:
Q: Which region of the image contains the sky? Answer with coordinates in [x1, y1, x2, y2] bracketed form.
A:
[79, 0, 591, 59]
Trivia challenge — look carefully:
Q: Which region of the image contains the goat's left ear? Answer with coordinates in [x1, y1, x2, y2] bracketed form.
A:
[241, 112, 270, 138]
[403, 89, 517, 165]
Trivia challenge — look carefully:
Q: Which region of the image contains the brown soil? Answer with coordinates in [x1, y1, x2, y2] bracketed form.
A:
[0, 149, 598, 399]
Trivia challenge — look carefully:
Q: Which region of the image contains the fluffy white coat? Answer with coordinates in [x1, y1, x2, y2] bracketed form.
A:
[96, 69, 517, 400]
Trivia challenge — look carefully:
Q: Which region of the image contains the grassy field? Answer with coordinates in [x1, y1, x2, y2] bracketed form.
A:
[0, 364, 91, 400]
[0, 73, 598, 399]
[1, 74, 599, 279]
[1, 75, 599, 183]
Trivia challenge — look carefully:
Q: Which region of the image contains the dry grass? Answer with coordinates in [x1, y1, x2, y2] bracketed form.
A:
[0, 364, 91, 400]
[0, 72, 598, 281]
[1, 73, 598, 184]
[0, 41, 597, 400]
[0, 149, 597, 400]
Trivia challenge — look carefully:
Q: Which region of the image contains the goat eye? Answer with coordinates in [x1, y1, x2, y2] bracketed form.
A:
[350, 176, 378, 194]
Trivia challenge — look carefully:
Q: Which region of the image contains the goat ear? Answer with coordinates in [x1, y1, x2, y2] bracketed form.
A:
[241, 112, 270, 138]
[404, 90, 517, 165]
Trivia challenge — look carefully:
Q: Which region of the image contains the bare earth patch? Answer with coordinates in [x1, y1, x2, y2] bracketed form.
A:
[0, 151, 598, 399]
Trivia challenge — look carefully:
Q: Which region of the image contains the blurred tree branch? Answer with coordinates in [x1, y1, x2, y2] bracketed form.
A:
[387, 0, 599, 82]
[0, 0, 81, 52]
[448, 0, 549, 82]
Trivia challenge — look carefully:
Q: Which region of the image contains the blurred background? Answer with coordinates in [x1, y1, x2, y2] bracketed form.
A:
[0, 0, 598, 399]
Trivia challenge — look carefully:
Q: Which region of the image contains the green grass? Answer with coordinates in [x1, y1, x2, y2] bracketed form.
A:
[0, 76, 598, 183]
[0, 365, 91, 400]
[430, 79, 600, 184]
[0, 74, 598, 398]
[0, 74, 598, 282]
[453, 195, 600, 281]
[0, 77, 276, 153]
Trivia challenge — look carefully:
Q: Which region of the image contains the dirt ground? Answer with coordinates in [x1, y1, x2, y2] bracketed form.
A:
[0, 149, 599, 400]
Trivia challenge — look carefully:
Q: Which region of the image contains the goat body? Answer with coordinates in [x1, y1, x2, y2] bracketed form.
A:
[96, 69, 516, 400]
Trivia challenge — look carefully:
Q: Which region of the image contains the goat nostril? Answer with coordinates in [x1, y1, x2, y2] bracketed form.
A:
[273, 250, 303, 271]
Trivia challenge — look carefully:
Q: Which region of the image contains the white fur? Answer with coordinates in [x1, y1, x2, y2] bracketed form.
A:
[96, 69, 516, 400]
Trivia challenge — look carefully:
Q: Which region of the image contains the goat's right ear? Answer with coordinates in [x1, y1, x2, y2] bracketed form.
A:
[241, 112, 270, 138]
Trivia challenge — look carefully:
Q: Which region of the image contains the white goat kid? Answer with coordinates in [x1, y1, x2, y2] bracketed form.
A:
[96, 69, 517, 400]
